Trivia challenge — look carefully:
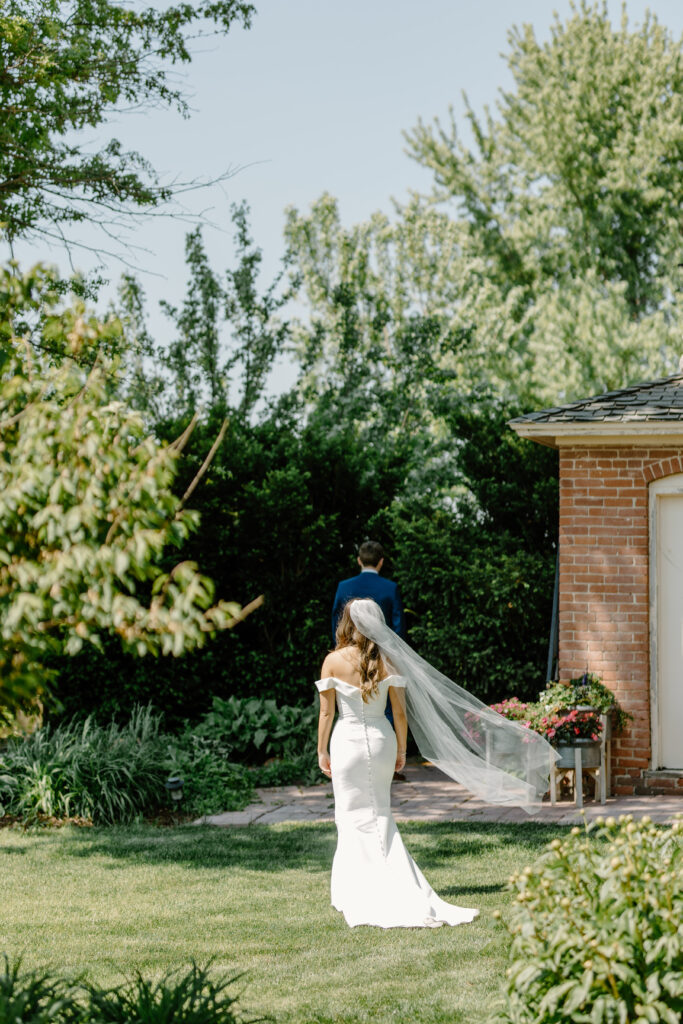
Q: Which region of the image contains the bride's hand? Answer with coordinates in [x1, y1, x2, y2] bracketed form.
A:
[395, 749, 406, 772]
[318, 752, 331, 778]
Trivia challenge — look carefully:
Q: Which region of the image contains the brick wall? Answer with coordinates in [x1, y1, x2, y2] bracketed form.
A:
[558, 447, 683, 795]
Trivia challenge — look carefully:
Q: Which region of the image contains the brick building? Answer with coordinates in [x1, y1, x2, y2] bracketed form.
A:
[510, 374, 683, 796]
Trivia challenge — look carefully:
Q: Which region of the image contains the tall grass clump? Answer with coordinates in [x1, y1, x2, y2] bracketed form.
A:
[0, 697, 322, 824]
[0, 954, 81, 1024]
[494, 815, 683, 1024]
[0, 956, 262, 1024]
[84, 960, 266, 1024]
[0, 705, 166, 824]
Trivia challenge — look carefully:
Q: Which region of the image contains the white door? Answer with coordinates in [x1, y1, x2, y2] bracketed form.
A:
[657, 492, 683, 768]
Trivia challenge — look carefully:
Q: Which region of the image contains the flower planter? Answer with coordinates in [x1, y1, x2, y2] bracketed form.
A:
[554, 739, 602, 771]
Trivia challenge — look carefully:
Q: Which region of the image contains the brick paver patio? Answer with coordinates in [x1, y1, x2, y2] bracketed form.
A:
[194, 761, 683, 827]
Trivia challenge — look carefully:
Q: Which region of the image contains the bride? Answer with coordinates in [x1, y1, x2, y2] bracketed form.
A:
[316, 597, 557, 929]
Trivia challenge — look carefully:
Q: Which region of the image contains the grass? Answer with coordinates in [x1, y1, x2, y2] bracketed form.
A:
[0, 821, 566, 1023]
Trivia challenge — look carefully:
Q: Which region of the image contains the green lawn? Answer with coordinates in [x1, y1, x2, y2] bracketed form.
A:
[0, 821, 564, 1023]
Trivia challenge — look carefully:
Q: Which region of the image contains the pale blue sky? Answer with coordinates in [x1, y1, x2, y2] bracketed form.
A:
[14, 0, 683, 393]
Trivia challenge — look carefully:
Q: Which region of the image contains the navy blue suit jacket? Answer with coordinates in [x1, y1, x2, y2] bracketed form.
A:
[331, 571, 406, 641]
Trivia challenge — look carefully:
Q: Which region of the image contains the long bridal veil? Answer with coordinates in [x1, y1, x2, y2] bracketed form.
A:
[349, 599, 559, 812]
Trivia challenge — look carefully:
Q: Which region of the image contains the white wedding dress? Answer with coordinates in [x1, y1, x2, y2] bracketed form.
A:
[316, 675, 479, 929]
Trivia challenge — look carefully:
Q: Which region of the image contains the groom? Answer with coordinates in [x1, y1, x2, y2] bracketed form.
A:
[331, 540, 407, 779]
[331, 540, 406, 642]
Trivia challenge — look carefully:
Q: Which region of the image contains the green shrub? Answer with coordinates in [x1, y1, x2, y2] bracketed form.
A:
[165, 733, 256, 817]
[167, 696, 320, 814]
[46, 414, 401, 724]
[495, 815, 683, 1024]
[48, 404, 559, 722]
[0, 955, 81, 1024]
[250, 751, 319, 789]
[192, 696, 317, 763]
[0, 706, 167, 824]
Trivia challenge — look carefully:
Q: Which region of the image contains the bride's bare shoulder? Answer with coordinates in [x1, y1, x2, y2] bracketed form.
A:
[321, 649, 343, 674]
[321, 646, 359, 679]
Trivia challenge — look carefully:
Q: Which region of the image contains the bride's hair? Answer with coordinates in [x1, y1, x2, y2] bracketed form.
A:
[335, 600, 383, 702]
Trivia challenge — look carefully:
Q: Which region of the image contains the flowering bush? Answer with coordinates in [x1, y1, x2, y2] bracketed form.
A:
[463, 709, 484, 748]
[491, 672, 627, 746]
[537, 675, 632, 733]
[489, 697, 530, 721]
[494, 816, 683, 1023]
[489, 702, 602, 746]
[531, 708, 603, 745]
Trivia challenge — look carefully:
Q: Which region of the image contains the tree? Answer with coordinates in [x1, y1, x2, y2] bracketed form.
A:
[158, 204, 295, 419]
[283, 193, 468, 499]
[405, 0, 683, 403]
[114, 204, 294, 425]
[0, 0, 254, 249]
[288, 3, 683, 410]
[0, 260, 258, 717]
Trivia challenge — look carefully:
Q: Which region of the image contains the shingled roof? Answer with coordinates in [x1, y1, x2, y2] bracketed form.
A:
[509, 372, 683, 446]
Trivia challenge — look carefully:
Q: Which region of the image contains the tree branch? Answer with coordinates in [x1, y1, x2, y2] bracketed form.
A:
[177, 416, 228, 510]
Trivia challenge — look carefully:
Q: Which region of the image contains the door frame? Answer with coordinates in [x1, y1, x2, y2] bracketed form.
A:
[649, 472, 683, 769]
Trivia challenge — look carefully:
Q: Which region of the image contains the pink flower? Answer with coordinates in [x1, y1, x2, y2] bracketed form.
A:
[574, 726, 580, 734]
[547, 728, 556, 738]
[591, 733, 599, 741]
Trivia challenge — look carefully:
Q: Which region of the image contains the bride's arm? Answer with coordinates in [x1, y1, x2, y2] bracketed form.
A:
[317, 687, 335, 778]
[388, 686, 408, 772]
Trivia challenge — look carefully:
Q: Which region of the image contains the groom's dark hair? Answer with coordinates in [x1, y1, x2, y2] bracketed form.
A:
[358, 540, 384, 567]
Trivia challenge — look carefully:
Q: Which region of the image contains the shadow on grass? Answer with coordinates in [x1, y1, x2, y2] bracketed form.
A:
[437, 882, 505, 897]
[398, 821, 564, 870]
[47, 820, 563, 874]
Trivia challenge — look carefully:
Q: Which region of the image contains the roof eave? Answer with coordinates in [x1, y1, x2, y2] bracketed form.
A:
[509, 419, 683, 449]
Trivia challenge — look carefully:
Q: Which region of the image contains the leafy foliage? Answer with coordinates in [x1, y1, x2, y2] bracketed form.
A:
[0, 262, 244, 715]
[165, 732, 255, 817]
[496, 816, 683, 1024]
[46, 396, 559, 718]
[192, 695, 316, 763]
[49, 407, 405, 721]
[159, 207, 296, 419]
[250, 752, 318, 788]
[186, 694, 319, 793]
[0, 697, 321, 823]
[0, 0, 254, 245]
[285, 193, 462, 461]
[115, 207, 296, 424]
